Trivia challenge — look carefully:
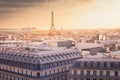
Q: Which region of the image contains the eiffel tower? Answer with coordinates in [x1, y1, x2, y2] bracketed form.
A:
[50, 11, 55, 31]
[48, 11, 60, 35]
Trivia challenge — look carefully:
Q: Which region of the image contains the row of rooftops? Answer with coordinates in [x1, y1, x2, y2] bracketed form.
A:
[0, 48, 81, 64]
[0, 39, 119, 65]
[0, 39, 76, 53]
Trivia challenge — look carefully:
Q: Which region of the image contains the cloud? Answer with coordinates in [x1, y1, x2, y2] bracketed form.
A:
[0, 0, 92, 19]
[0, 0, 58, 18]
[0, 0, 92, 9]
[0, 0, 50, 8]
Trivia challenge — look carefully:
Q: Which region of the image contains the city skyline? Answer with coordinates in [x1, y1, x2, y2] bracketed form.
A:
[0, 0, 120, 29]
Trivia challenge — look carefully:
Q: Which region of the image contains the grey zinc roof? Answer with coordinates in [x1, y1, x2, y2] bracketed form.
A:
[0, 48, 81, 64]
[72, 57, 120, 69]
[76, 57, 120, 62]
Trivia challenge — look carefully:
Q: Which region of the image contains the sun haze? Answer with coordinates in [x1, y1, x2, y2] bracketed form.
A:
[0, 0, 120, 29]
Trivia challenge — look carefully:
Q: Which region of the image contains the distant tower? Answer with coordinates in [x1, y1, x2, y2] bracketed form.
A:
[50, 11, 55, 31]
[48, 11, 61, 35]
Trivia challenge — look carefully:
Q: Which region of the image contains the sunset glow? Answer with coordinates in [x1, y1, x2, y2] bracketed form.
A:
[0, 0, 120, 29]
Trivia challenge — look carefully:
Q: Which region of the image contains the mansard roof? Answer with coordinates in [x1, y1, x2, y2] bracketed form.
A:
[76, 57, 120, 62]
[0, 48, 81, 64]
[72, 57, 120, 69]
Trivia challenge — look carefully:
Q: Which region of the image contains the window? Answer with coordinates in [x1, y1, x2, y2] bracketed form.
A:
[74, 70, 77, 75]
[87, 70, 90, 76]
[45, 71, 47, 76]
[80, 78, 84, 80]
[114, 62, 119, 68]
[56, 62, 59, 67]
[18, 69, 19, 73]
[14, 76, 15, 80]
[57, 55, 61, 59]
[104, 62, 107, 68]
[86, 78, 90, 80]
[106, 71, 110, 77]
[58, 76, 59, 80]
[84, 62, 87, 67]
[26, 71, 27, 75]
[37, 72, 40, 77]
[71, 59, 73, 64]
[114, 71, 118, 77]
[97, 62, 100, 67]
[40, 57, 44, 62]
[74, 78, 78, 80]
[43, 56, 49, 61]
[44, 64, 46, 69]
[100, 71, 103, 76]
[57, 69, 59, 73]
[90, 62, 94, 67]
[93, 62, 97, 68]
[107, 62, 110, 68]
[93, 70, 97, 76]
[48, 56, 53, 60]
[81, 62, 84, 67]
[80, 70, 84, 76]
[49, 71, 51, 75]
[65, 74, 67, 80]
[51, 63, 54, 68]
[110, 62, 114, 68]
[37, 64, 40, 70]
[67, 60, 70, 64]
[87, 62, 90, 68]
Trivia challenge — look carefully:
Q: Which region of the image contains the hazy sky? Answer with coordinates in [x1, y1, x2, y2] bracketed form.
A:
[0, 0, 120, 29]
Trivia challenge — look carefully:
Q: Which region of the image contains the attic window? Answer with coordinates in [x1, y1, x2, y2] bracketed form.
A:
[43, 56, 49, 61]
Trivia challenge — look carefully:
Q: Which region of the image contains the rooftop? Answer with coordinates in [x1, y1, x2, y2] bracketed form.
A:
[98, 40, 117, 44]
[76, 57, 120, 62]
[0, 48, 81, 64]
[77, 43, 103, 50]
